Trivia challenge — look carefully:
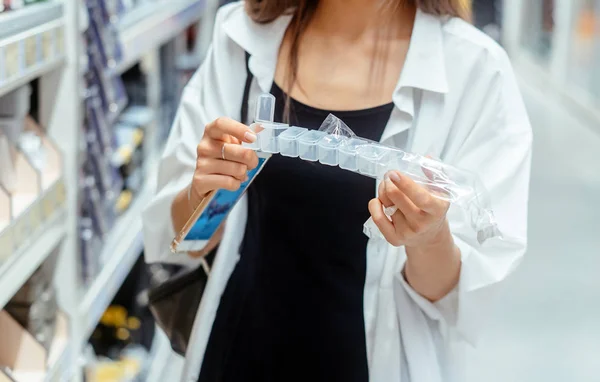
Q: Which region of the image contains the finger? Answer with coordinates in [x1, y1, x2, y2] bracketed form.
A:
[197, 140, 259, 169]
[368, 198, 401, 247]
[389, 207, 413, 236]
[197, 158, 248, 181]
[384, 175, 421, 218]
[205, 117, 257, 144]
[193, 173, 242, 193]
[377, 180, 393, 207]
[387, 171, 440, 215]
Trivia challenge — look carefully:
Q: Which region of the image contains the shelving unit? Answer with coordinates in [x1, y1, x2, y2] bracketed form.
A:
[0, 209, 66, 309]
[0, 2, 65, 98]
[144, 328, 173, 382]
[116, 0, 207, 74]
[78, 172, 155, 343]
[0, 0, 220, 380]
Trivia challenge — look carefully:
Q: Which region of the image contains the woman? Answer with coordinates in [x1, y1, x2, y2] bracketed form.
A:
[143, 0, 532, 381]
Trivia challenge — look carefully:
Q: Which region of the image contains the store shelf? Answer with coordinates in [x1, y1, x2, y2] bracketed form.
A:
[0, 58, 64, 99]
[0, 2, 63, 39]
[45, 312, 72, 382]
[115, 0, 206, 74]
[0, 2, 65, 98]
[145, 328, 172, 382]
[78, 174, 156, 341]
[46, 343, 72, 382]
[0, 209, 66, 309]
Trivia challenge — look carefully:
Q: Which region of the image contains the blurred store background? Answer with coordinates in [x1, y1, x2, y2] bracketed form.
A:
[0, 0, 598, 381]
[467, 1, 600, 381]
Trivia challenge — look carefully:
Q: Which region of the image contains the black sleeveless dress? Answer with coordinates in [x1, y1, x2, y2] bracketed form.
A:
[198, 83, 394, 382]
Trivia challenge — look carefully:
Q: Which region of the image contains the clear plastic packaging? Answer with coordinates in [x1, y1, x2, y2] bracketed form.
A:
[279, 126, 308, 157]
[298, 130, 326, 161]
[245, 94, 501, 244]
[259, 122, 289, 153]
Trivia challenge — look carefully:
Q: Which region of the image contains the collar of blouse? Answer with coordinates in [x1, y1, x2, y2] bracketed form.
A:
[222, 7, 449, 142]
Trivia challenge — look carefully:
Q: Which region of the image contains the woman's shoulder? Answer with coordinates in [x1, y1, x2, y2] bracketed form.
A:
[440, 17, 512, 75]
[214, 1, 246, 26]
[212, 2, 291, 53]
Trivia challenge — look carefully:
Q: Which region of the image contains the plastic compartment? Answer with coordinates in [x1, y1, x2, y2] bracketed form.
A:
[243, 122, 262, 151]
[357, 145, 392, 178]
[279, 126, 308, 157]
[297, 130, 326, 161]
[255, 93, 276, 122]
[338, 138, 368, 171]
[318, 135, 348, 166]
[242, 93, 278, 153]
[258, 123, 289, 153]
[0, 85, 31, 117]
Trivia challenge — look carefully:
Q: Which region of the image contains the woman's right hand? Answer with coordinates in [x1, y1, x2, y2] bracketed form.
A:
[189, 117, 259, 208]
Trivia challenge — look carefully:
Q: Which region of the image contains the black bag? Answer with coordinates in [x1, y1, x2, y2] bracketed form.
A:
[148, 51, 254, 356]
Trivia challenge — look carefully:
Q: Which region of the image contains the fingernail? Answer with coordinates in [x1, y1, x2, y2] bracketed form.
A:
[244, 131, 257, 143]
[388, 171, 401, 183]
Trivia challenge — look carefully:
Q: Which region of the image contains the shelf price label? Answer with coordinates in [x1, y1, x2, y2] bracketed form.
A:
[12, 215, 30, 250]
[29, 200, 43, 231]
[42, 183, 60, 219]
[24, 35, 39, 68]
[4, 42, 23, 79]
[42, 30, 56, 61]
[0, 226, 13, 261]
[56, 180, 66, 208]
[56, 27, 65, 55]
[42, 190, 56, 219]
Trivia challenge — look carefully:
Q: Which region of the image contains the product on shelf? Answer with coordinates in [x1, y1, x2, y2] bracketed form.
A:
[84, 304, 149, 381]
[0, 310, 47, 381]
[0, 85, 31, 118]
[0, 187, 12, 262]
[0, 133, 16, 194]
[0, 309, 69, 382]
[0, 100, 64, 262]
[112, 122, 144, 193]
[0, 85, 31, 144]
[0, 8, 64, 87]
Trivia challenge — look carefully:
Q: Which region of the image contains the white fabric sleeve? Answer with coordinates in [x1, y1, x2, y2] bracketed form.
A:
[142, 82, 208, 267]
[142, 4, 246, 267]
[397, 52, 533, 345]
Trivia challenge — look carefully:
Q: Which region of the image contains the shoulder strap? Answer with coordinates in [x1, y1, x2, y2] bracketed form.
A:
[240, 51, 253, 124]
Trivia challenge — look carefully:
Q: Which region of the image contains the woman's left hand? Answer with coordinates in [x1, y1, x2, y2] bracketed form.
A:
[368, 170, 451, 249]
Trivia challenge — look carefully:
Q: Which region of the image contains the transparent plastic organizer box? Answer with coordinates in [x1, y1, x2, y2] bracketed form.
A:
[244, 94, 501, 244]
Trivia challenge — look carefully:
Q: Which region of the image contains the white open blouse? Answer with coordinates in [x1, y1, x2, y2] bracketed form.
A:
[142, 3, 533, 381]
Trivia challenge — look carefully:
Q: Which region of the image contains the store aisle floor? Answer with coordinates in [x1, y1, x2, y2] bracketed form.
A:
[466, 80, 600, 382]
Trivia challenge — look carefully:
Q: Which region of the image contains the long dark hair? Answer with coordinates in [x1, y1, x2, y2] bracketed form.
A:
[245, 0, 471, 121]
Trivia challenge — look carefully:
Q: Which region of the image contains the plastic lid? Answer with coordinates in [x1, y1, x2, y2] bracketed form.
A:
[255, 93, 276, 122]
